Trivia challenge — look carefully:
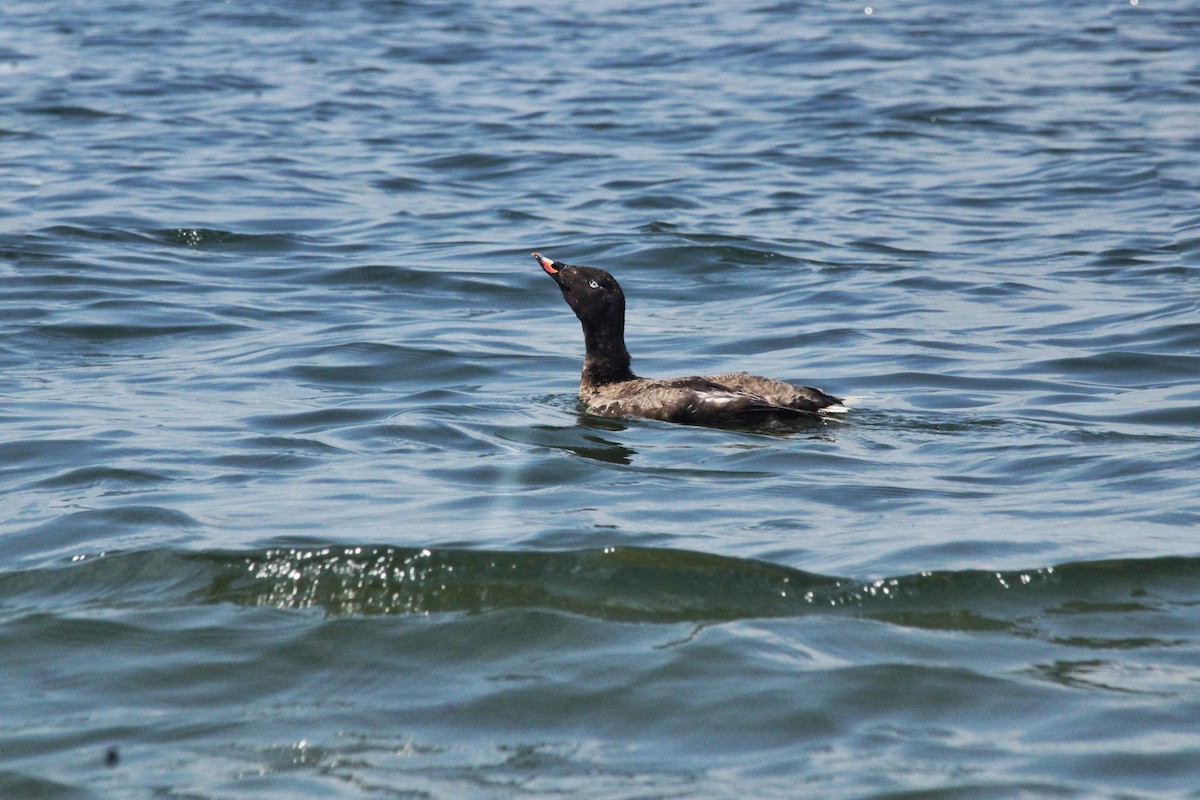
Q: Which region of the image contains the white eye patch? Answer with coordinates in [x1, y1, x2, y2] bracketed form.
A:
[589, 280, 600, 289]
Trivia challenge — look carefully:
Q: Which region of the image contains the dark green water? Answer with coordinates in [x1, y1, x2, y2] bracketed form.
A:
[2, 0, 1198, 797]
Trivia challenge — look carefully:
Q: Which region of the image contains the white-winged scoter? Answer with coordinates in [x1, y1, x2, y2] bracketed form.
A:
[534, 252, 846, 425]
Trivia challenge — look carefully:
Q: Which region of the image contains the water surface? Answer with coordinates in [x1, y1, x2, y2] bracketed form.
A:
[2, 0, 1198, 797]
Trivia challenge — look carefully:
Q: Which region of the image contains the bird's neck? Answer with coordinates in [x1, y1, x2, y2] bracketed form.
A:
[581, 322, 635, 387]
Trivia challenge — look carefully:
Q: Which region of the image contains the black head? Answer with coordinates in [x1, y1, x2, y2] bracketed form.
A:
[532, 252, 635, 385]
[533, 252, 625, 328]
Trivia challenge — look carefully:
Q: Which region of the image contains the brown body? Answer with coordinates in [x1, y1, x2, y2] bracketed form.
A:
[534, 253, 845, 426]
[582, 372, 841, 424]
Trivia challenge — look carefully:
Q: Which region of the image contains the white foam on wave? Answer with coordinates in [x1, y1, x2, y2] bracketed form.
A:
[819, 394, 870, 415]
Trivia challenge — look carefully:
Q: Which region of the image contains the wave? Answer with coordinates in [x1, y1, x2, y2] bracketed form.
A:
[2, 545, 1195, 628]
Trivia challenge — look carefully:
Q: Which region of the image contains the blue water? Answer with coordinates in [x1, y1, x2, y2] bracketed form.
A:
[2, 0, 1199, 797]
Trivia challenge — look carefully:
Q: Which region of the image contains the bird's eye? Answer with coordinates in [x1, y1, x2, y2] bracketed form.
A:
[588, 280, 600, 289]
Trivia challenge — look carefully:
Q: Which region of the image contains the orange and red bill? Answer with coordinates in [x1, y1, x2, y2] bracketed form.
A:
[532, 252, 559, 276]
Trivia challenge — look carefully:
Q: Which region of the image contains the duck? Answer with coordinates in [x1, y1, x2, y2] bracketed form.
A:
[533, 252, 847, 426]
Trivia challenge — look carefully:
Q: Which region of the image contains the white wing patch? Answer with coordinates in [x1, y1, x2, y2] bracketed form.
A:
[698, 394, 740, 407]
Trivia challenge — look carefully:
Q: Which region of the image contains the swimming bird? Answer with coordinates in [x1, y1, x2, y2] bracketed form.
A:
[533, 252, 846, 426]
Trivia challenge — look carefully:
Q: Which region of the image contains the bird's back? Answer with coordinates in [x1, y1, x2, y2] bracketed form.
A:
[581, 372, 844, 425]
